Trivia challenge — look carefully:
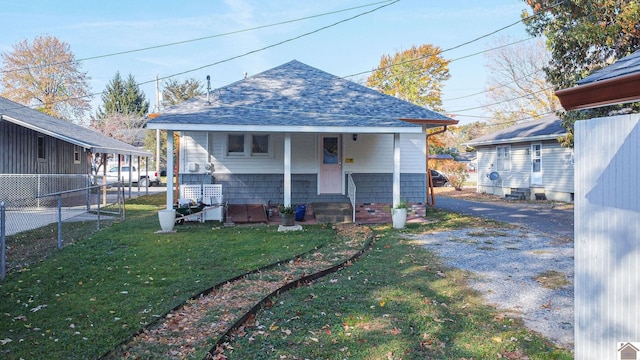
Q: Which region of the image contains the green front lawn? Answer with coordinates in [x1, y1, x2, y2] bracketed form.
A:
[0, 194, 573, 359]
[0, 194, 332, 359]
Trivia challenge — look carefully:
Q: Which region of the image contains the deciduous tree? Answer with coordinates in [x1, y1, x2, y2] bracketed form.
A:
[522, 0, 640, 89]
[366, 44, 450, 112]
[162, 78, 204, 106]
[0, 35, 91, 121]
[483, 38, 561, 129]
[522, 0, 640, 146]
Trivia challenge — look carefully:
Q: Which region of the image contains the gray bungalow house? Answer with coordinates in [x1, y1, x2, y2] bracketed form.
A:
[465, 115, 573, 202]
[147, 60, 457, 216]
[0, 96, 151, 204]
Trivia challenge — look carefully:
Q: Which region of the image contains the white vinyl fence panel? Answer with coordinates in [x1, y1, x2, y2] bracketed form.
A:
[574, 114, 640, 359]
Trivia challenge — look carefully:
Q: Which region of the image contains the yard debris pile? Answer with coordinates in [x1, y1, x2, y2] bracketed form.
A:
[104, 224, 372, 359]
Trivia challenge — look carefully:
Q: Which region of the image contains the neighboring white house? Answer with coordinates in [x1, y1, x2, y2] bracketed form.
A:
[465, 115, 573, 202]
[147, 60, 457, 213]
[555, 49, 640, 360]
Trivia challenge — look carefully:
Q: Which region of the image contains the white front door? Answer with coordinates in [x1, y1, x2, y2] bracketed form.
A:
[319, 135, 342, 194]
[531, 143, 542, 185]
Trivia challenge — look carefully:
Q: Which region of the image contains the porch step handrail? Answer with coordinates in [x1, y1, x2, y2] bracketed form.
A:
[347, 172, 356, 223]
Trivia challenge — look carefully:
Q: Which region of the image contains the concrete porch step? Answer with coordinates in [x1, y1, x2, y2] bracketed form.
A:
[312, 202, 353, 223]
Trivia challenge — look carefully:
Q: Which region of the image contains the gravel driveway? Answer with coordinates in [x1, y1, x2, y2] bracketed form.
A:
[407, 225, 574, 350]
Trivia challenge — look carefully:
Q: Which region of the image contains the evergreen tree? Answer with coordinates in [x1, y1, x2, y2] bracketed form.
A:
[96, 72, 149, 119]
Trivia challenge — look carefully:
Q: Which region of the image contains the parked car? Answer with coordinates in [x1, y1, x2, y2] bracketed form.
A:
[430, 169, 451, 187]
[106, 166, 159, 187]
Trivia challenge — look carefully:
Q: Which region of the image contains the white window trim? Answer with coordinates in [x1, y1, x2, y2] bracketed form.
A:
[73, 145, 81, 164]
[224, 133, 272, 158]
[496, 145, 511, 172]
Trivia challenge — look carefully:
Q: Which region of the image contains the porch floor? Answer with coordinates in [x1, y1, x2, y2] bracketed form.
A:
[225, 202, 429, 225]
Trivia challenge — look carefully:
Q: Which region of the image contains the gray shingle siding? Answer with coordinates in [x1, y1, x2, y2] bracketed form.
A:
[208, 173, 425, 205]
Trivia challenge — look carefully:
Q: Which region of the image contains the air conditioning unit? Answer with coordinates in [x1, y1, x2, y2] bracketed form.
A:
[187, 162, 200, 172]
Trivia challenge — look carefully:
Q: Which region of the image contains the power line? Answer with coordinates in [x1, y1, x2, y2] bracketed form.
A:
[0, 0, 399, 114]
[136, 0, 400, 86]
[341, 1, 563, 80]
[0, 0, 396, 75]
[449, 86, 554, 113]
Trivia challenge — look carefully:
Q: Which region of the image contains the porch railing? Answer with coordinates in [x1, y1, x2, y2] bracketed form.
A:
[347, 172, 356, 223]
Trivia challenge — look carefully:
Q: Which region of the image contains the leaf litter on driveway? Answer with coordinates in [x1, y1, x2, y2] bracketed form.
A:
[406, 227, 574, 350]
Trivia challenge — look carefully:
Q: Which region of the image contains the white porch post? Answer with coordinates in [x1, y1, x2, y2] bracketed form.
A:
[166, 130, 175, 209]
[393, 133, 401, 207]
[284, 133, 292, 206]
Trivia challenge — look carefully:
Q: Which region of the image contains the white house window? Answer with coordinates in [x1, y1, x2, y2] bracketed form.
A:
[227, 134, 246, 156]
[37, 135, 46, 160]
[226, 134, 271, 157]
[74, 145, 81, 164]
[496, 145, 511, 171]
[251, 135, 270, 156]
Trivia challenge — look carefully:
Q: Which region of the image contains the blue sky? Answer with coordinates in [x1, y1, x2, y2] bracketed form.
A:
[0, 0, 532, 124]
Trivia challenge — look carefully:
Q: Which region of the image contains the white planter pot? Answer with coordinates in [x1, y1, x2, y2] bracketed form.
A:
[158, 209, 176, 232]
[392, 208, 407, 229]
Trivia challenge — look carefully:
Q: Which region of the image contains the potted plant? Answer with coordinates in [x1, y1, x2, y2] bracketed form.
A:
[391, 200, 408, 229]
[278, 204, 296, 226]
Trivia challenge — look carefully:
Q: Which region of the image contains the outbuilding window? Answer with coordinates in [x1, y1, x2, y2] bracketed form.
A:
[37, 135, 46, 161]
[74, 145, 81, 164]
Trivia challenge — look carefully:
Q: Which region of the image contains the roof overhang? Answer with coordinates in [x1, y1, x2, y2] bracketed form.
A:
[1, 115, 152, 157]
[146, 123, 424, 134]
[400, 118, 459, 127]
[555, 72, 640, 110]
[465, 134, 564, 147]
[146, 118, 458, 133]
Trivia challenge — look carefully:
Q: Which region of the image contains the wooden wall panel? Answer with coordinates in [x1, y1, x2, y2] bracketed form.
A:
[1, 120, 88, 174]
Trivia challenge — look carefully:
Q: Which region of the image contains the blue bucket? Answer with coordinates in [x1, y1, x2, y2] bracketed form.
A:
[295, 205, 306, 221]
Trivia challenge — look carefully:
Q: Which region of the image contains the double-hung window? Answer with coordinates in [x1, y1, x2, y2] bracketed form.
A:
[496, 145, 511, 171]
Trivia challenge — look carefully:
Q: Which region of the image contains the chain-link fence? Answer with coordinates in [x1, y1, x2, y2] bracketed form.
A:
[0, 174, 126, 280]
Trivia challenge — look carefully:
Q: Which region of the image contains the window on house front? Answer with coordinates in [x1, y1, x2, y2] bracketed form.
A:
[37, 136, 46, 160]
[496, 145, 511, 171]
[251, 135, 270, 156]
[226, 134, 271, 157]
[227, 134, 245, 155]
[74, 145, 81, 164]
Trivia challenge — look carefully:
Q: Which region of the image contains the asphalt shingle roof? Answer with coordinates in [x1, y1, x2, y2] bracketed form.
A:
[148, 60, 453, 131]
[465, 115, 565, 146]
[0, 96, 151, 157]
[577, 50, 640, 85]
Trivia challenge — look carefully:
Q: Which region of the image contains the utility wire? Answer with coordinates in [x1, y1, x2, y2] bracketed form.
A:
[136, 0, 399, 86]
[0, 0, 395, 75]
[341, 1, 562, 79]
[0, 0, 398, 113]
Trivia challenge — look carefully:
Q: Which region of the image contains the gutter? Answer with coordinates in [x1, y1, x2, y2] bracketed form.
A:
[555, 71, 640, 110]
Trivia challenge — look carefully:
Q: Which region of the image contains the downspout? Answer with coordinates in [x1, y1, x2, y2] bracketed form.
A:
[426, 126, 448, 206]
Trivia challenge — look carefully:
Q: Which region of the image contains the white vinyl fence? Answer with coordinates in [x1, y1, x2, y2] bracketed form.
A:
[574, 114, 640, 359]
